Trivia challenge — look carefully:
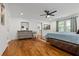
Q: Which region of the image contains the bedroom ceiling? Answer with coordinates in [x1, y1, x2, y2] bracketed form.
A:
[5, 3, 79, 22]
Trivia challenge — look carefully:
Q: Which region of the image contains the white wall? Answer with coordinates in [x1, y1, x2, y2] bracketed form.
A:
[50, 21, 56, 32]
[0, 25, 8, 55]
[0, 4, 9, 55]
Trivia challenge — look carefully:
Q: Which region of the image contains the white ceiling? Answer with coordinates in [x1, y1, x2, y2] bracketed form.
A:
[5, 3, 79, 22]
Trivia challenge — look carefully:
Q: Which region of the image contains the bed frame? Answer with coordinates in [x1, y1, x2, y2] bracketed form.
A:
[47, 38, 79, 56]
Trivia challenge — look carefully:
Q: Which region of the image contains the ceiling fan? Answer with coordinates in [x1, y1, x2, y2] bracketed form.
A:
[40, 10, 57, 18]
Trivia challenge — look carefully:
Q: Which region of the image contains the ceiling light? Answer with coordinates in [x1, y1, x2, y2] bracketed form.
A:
[20, 12, 23, 16]
[47, 15, 50, 18]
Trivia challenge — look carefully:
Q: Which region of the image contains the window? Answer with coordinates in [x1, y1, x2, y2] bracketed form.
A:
[57, 20, 71, 32]
[65, 20, 71, 32]
[58, 21, 64, 32]
[57, 17, 77, 32]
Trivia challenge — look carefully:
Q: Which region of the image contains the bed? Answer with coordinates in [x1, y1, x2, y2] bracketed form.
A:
[45, 32, 79, 55]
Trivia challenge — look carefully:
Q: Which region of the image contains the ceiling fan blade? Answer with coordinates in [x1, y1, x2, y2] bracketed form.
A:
[44, 10, 49, 13]
[50, 14, 55, 16]
[50, 10, 57, 14]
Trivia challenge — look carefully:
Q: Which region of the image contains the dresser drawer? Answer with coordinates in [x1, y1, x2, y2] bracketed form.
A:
[17, 31, 33, 39]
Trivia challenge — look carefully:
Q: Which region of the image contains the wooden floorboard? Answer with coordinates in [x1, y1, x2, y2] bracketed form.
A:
[2, 38, 72, 56]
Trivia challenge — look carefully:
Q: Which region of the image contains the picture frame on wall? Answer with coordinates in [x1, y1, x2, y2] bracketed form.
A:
[0, 3, 5, 25]
[43, 24, 50, 30]
[21, 22, 29, 30]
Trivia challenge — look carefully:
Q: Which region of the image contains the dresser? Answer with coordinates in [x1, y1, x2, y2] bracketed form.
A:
[17, 30, 34, 39]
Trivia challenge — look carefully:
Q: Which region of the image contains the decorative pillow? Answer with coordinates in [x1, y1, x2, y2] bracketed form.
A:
[77, 30, 79, 34]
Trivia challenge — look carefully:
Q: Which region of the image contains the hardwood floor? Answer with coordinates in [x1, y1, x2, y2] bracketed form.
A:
[2, 38, 72, 56]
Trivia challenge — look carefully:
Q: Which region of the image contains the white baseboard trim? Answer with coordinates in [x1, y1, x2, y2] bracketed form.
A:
[0, 41, 9, 56]
[0, 45, 8, 56]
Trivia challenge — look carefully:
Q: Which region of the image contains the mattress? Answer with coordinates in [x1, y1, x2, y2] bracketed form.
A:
[46, 32, 79, 44]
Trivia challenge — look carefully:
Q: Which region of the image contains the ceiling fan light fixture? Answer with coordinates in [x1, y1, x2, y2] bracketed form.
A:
[47, 15, 50, 18]
[40, 10, 57, 18]
[20, 12, 23, 16]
